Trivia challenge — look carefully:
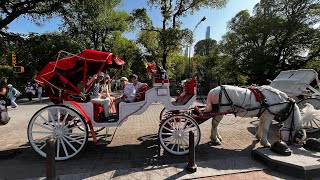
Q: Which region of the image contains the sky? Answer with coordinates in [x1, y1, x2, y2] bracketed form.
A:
[7, 0, 260, 43]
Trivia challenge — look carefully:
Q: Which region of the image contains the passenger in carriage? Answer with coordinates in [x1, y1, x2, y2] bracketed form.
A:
[100, 73, 115, 101]
[90, 72, 112, 120]
[114, 77, 136, 116]
[130, 74, 147, 91]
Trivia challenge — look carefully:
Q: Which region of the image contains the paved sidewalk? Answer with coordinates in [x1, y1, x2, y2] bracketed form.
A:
[31, 157, 265, 180]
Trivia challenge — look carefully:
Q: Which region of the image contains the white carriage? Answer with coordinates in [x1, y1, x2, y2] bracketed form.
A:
[269, 69, 320, 132]
[27, 49, 200, 160]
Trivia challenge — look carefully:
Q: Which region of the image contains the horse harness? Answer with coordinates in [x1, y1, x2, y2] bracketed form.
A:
[218, 85, 297, 144]
[218, 86, 294, 117]
[218, 85, 268, 117]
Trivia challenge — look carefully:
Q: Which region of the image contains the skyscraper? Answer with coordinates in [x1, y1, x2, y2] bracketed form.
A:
[205, 26, 210, 39]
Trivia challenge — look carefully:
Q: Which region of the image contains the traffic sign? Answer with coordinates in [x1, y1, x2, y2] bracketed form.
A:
[12, 53, 16, 66]
[13, 66, 24, 73]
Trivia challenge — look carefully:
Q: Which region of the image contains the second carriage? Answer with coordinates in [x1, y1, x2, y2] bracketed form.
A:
[269, 69, 320, 132]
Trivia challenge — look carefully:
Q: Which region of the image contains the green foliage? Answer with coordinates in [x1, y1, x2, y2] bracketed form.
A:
[62, 0, 129, 50]
[145, 0, 228, 69]
[0, 0, 72, 30]
[194, 38, 218, 56]
[219, 0, 320, 84]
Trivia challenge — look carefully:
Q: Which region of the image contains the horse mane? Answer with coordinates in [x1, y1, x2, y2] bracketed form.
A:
[261, 85, 288, 99]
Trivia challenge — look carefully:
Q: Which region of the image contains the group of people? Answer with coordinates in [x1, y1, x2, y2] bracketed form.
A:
[0, 82, 43, 109]
[25, 82, 43, 103]
[90, 72, 146, 121]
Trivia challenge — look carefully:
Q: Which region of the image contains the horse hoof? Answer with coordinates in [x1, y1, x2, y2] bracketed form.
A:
[262, 143, 271, 148]
[210, 140, 221, 146]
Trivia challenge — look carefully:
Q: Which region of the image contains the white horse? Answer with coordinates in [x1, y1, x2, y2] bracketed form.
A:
[0, 96, 10, 126]
[205, 85, 306, 147]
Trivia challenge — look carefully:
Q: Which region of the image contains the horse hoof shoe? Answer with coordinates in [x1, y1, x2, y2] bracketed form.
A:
[271, 140, 292, 156]
[303, 138, 320, 152]
[210, 141, 221, 146]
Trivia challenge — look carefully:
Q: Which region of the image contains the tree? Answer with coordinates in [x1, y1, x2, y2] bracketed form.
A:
[0, 0, 71, 32]
[145, 0, 228, 69]
[62, 0, 130, 50]
[194, 38, 217, 56]
[219, 0, 320, 84]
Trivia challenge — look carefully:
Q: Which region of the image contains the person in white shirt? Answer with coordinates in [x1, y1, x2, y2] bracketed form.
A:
[130, 74, 147, 91]
[114, 77, 136, 116]
[25, 82, 35, 103]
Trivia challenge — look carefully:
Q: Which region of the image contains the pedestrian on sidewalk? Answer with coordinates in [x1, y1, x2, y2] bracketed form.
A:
[7, 84, 18, 108]
[37, 83, 43, 103]
[25, 82, 35, 103]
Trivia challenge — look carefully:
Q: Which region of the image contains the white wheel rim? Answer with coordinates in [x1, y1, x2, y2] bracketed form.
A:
[159, 115, 200, 155]
[298, 98, 320, 133]
[28, 106, 88, 160]
[160, 108, 172, 121]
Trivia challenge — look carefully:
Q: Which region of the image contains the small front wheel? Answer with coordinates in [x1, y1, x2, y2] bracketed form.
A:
[158, 115, 201, 155]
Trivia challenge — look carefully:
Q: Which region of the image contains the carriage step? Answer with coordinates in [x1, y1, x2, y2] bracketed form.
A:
[97, 138, 111, 145]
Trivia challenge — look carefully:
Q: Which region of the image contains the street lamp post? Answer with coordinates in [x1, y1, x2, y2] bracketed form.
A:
[189, 16, 206, 76]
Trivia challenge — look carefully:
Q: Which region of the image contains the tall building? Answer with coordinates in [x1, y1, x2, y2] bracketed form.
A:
[205, 26, 210, 39]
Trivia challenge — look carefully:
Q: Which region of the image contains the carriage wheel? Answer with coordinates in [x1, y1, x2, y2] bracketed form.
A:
[158, 115, 201, 155]
[28, 105, 88, 161]
[159, 108, 172, 122]
[297, 98, 320, 133]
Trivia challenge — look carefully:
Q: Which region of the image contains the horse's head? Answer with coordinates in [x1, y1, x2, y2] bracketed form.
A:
[280, 103, 307, 145]
[0, 99, 10, 125]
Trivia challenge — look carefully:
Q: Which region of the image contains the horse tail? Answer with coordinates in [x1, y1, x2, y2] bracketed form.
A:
[293, 103, 302, 130]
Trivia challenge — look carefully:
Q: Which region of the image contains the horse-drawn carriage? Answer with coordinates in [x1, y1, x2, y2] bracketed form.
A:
[269, 69, 320, 132]
[28, 49, 201, 160]
[28, 49, 307, 161]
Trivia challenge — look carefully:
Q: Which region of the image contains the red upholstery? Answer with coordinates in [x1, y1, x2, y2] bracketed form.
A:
[186, 79, 196, 94]
[172, 92, 194, 105]
[154, 79, 169, 83]
[135, 84, 149, 102]
[93, 103, 104, 121]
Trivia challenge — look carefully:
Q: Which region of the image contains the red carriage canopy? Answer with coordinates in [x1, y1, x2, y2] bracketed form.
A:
[35, 49, 126, 102]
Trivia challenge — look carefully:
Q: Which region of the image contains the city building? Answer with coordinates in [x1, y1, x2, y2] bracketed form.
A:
[206, 26, 210, 39]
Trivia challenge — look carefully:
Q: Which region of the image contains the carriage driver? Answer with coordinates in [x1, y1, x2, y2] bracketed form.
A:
[90, 72, 112, 121]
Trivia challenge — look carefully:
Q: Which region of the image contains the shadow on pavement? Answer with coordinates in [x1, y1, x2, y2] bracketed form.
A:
[0, 131, 262, 179]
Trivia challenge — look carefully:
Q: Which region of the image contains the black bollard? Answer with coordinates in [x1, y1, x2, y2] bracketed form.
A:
[186, 131, 197, 173]
[46, 137, 57, 180]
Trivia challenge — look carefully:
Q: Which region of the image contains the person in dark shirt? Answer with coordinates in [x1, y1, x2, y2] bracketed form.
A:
[0, 83, 11, 125]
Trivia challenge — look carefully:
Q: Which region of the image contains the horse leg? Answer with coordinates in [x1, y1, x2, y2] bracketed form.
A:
[260, 115, 274, 147]
[210, 115, 223, 145]
[255, 119, 264, 141]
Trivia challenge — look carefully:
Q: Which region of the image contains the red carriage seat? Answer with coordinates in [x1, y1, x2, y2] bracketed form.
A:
[172, 79, 196, 105]
[93, 103, 104, 121]
[135, 84, 149, 102]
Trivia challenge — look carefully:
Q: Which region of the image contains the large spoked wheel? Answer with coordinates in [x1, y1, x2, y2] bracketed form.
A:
[158, 115, 201, 155]
[297, 98, 320, 133]
[159, 108, 172, 121]
[28, 105, 89, 161]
